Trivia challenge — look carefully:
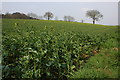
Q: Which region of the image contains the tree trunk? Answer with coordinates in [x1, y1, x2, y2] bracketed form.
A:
[48, 17, 49, 20]
[48, 15, 49, 20]
[93, 20, 95, 24]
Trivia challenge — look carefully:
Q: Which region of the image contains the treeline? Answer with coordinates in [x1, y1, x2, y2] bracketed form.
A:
[2, 10, 103, 24]
[2, 12, 37, 19]
[1, 12, 75, 22]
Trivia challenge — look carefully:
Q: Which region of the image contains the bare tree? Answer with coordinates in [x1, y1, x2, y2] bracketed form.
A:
[86, 10, 103, 24]
[44, 12, 54, 20]
[64, 16, 75, 22]
[27, 13, 38, 19]
[64, 16, 67, 21]
[69, 16, 75, 22]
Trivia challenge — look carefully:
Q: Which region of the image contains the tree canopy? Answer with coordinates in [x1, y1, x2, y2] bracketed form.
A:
[86, 10, 103, 24]
[44, 12, 54, 20]
[2, 12, 37, 19]
[64, 16, 75, 22]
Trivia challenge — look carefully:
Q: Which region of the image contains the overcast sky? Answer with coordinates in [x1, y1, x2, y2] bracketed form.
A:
[2, 2, 118, 25]
[1, 0, 119, 2]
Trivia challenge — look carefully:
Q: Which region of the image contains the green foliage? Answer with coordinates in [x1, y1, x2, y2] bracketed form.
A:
[70, 38, 118, 78]
[70, 48, 118, 78]
[2, 19, 118, 79]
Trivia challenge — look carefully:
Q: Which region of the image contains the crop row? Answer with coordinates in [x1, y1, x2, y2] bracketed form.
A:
[2, 26, 116, 79]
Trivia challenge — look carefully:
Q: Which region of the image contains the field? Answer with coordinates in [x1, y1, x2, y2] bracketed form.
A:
[2, 19, 119, 79]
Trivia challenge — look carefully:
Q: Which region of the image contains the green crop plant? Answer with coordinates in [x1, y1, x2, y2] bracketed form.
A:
[2, 19, 118, 79]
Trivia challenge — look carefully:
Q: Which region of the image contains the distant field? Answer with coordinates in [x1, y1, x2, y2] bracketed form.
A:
[2, 19, 118, 79]
[2, 19, 118, 35]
